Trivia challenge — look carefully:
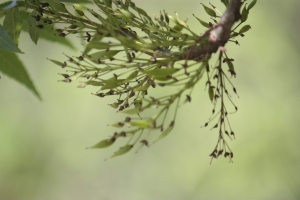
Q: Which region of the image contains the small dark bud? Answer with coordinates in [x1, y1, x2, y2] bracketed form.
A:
[37, 24, 44, 29]
[125, 117, 131, 122]
[119, 106, 124, 111]
[59, 33, 66, 37]
[186, 95, 191, 102]
[96, 93, 105, 97]
[140, 140, 149, 147]
[120, 131, 127, 137]
[40, 2, 49, 7]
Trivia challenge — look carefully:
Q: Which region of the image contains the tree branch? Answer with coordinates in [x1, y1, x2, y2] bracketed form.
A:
[185, 0, 241, 60]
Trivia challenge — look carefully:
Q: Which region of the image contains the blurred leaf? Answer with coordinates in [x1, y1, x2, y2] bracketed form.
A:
[175, 12, 188, 28]
[3, 7, 23, 45]
[208, 86, 214, 102]
[117, 9, 135, 19]
[152, 122, 174, 144]
[129, 120, 152, 128]
[28, 10, 39, 44]
[239, 25, 251, 34]
[89, 50, 120, 60]
[0, 24, 22, 53]
[121, 108, 140, 115]
[111, 145, 133, 158]
[47, 0, 68, 13]
[20, 11, 74, 49]
[0, 49, 41, 100]
[89, 138, 115, 149]
[82, 33, 103, 56]
[143, 68, 178, 77]
[226, 60, 234, 72]
[247, 0, 257, 11]
[123, 70, 138, 83]
[200, 3, 216, 18]
[86, 41, 109, 50]
[193, 14, 211, 28]
[47, 58, 65, 67]
[73, 5, 85, 16]
[241, 5, 249, 23]
[220, 0, 229, 7]
[134, 84, 150, 91]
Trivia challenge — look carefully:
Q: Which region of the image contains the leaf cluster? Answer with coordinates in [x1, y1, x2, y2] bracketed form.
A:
[0, 0, 256, 162]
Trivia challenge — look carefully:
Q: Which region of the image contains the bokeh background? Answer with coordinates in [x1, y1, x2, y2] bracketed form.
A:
[1, 0, 299, 199]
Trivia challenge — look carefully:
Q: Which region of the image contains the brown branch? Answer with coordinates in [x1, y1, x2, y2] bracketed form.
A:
[185, 0, 241, 60]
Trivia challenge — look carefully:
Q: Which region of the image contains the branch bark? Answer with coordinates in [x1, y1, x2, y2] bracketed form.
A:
[185, 0, 241, 60]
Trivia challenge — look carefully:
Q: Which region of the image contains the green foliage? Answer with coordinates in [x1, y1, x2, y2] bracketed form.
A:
[0, 0, 256, 162]
[0, 49, 41, 99]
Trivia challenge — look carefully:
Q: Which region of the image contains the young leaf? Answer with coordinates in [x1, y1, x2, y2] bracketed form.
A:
[110, 145, 133, 158]
[241, 5, 249, 23]
[152, 122, 174, 144]
[220, 0, 229, 7]
[88, 50, 120, 60]
[129, 121, 152, 128]
[0, 49, 41, 100]
[89, 138, 115, 149]
[247, 0, 257, 11]
[3, 7, 23, 45]
[200, 3, 217, 18]
[0, 24, 22, 53]
[143, 68, 178, 78]
[47, 0, 68, 13]
[239, 25, 251, 34]
[121, 108, 140, 115]
[19, 11, 74, 49]
[193, 14, 211, 28]
[28, 10, 39, 44]
[208, 86, 214, 102]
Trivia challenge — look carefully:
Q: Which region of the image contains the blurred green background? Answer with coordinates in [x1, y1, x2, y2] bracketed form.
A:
[1, 0, 300, 199]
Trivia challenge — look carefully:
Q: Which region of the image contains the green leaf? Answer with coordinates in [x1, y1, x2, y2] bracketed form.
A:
[226, 60, 235, 72]
[123, 70, 138, 83]
[73, 5, 85, 16]
[88, 50, 120, 60]
[47, 0, 68, 13]
[241, 5, 249, 23]
[47, 58, 66, 67]
[175, 12, 188, 28]
[208, 86, 214, 102]
[0, 49, 41, 100]
[247, 0, 257, 11]
[129, 120, 152, 128]
[110, 145, 133, 158]
[220, 0, 229, 7]
[121, 108, 140, 115]
[152, 121, 174, 144]
[134, 84, 150, 91]
[89, 138, 115, 149]
[239, 25, 251, 34]
[143, 68, 178, 77]
[86, 41, 109, 50]
[82, 33, 103, 56]
[28, 10, 39, 44]
[117, 9, 135, 19]
[200, 3, 216, 18]
[3, 7, 23, 45]
[20, 11, 74, 49]
[0, 24, 22, 53]
[193, 14, 211, 28]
